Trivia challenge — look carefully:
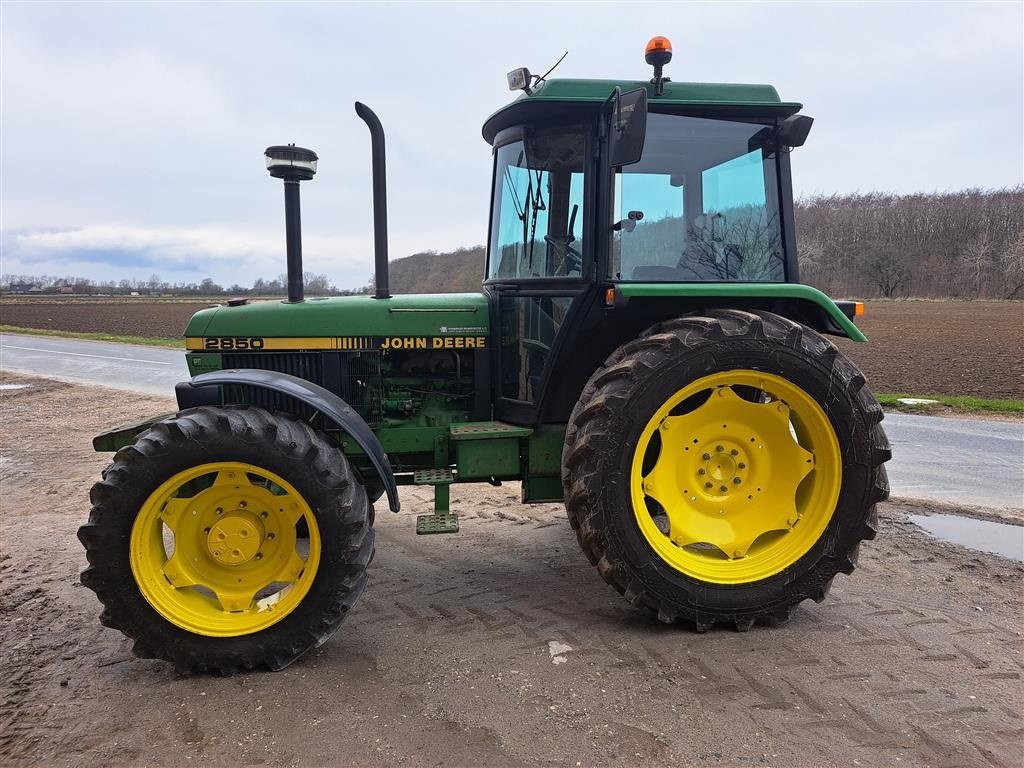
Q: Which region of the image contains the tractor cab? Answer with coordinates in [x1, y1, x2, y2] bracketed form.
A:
[481, 38, 818, 424]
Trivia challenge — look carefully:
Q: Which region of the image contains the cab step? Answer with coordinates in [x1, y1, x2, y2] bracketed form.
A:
[413, 468, 459, 534]
[413, 468, 455, 485]
[416, 512, 459, 535]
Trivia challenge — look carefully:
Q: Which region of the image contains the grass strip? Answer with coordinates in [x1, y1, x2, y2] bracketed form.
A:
[0, 325, 182, 349]
[877, 392, 1024, 415]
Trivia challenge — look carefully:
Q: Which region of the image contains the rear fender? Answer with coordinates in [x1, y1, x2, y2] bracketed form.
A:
[175, 370, 400, 512]
[614, 283, 868, 341]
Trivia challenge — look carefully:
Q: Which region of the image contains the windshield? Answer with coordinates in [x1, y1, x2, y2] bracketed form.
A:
[612, 113, 784, 282]
[487, 127, 587, 280]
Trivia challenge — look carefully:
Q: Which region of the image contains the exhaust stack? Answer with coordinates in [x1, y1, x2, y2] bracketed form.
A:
[265, 144, 318, 303]
[354, 102, 391, 299]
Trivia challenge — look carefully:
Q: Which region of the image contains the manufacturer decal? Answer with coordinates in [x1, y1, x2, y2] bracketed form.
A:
[188, 335, 488, 351]
[380, 336, 487, 350]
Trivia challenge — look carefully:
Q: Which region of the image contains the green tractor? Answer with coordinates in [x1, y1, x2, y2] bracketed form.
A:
[79, 38, 890, 673]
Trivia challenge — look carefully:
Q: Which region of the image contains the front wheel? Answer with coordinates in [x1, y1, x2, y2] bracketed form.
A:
[78, 406, 373, 673]
[562, 309, 890, 631]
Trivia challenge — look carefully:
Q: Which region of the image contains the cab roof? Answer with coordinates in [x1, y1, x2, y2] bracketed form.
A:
[483, 77, 803, 144]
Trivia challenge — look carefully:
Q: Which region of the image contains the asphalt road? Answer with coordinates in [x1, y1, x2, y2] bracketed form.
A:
[2, 332, 1022, 509]
[0, 333, 187, 395]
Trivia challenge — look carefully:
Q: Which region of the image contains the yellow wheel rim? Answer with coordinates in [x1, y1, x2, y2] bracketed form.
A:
[130, 462, 321, 637]
[630, 370, 841, 585]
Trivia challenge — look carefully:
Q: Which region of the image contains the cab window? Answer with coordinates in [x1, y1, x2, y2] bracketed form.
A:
[488, 128, 587, 279]
[611, 113, 784, 282]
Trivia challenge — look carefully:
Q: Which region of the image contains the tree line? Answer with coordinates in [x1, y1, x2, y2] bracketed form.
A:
[795, 187, 1023, 299]
[0, 271, 369, 297]
[379, 189, 1024, 298]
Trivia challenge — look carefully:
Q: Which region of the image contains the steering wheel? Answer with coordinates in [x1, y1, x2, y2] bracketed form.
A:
[545, 234, 583, 276]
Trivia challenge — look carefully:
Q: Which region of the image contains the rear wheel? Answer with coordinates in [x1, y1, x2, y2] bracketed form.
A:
[79, 406, 373, 673]
[562, 309, 890, 630]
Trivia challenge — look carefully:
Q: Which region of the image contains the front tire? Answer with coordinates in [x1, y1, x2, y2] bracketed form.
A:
[78, 406, 373, 673]
[562, 309, 890, 631]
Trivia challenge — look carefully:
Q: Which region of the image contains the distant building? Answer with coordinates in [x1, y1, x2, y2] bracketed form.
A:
[7, 282, 37, 293]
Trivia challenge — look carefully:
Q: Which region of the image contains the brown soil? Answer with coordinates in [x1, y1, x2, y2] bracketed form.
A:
[0, 298, 210, 340]
[835, 300, 1023, 399]
[1, 373, 1022, 768]
[3, 297, 1022, 398]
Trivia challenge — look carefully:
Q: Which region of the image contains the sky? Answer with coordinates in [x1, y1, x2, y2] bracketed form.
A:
[2, 1, 1022, 290]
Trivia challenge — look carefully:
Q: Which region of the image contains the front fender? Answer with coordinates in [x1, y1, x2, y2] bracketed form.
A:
[175, 370, 400, 512]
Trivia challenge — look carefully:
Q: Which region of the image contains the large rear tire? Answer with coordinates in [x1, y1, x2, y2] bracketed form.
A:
[78, 406, 373, 673]
[562, 309, 890, 630]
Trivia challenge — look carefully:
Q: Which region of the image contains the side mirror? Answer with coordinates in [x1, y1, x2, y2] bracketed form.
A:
[747, 115, 814, 154]
[778, 115, 813, 147]
[609, 87, 647, 167]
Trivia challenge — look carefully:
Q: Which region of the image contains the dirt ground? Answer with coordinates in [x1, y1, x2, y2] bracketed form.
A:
[0, 298, 207, 340]
[834, 300, 1024, 399]
[3, 298, 1022, 398]
[1, 373, 1022, 768]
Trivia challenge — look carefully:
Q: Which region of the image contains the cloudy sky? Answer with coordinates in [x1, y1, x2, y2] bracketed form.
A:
[2, 1, 1021, 290]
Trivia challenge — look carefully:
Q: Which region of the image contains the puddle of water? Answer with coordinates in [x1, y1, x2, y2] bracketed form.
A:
[910, 514, 1024, 562]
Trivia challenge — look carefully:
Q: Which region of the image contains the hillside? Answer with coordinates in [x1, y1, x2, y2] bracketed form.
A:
[385, 246, 485, 294]
[379, 188, 1023, 298]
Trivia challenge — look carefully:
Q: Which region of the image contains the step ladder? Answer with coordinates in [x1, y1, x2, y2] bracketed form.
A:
[414, 468, 458, 534]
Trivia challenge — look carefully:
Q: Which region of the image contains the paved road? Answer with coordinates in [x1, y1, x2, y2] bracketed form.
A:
[2, 332, 1021, 508]
[884, 411, 1023, 509]
[0, 333, 187, 395]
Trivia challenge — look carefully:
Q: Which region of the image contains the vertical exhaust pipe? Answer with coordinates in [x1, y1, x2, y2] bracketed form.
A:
[354, 102, 391, 299]
[264, 144, 318, 303]
[282, 181, 304, 303]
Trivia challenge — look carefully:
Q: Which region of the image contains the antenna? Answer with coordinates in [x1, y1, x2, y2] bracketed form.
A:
[535, 51, 568, 85]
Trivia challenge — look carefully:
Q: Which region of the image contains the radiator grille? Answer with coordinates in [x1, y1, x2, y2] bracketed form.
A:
[345, 354, 382, 425]
[220, 352, 324, 421]
[221, 352, 323, 383]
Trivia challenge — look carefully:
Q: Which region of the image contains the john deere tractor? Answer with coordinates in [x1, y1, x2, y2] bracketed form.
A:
[79, 38, 890, 673]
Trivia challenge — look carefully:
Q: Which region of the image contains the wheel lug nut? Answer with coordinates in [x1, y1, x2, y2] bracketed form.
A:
[260, 511, 268, 519]
[702, 453, 711, 460]
[720, 485, 728, 492]
[255, 552, 263, 560]
[733, 478, 741, 485]
[239, 501, 247, 508]
[738, 462, 746, 469]
[698, 468, 706, 476]
[215, 507, 223, 515]
[705, 482, 713, 489]
[267, 532, 275, 540]
[203, 527, 211, 534]
[730, 449, 738, 456]
[716, 445, 724, 453]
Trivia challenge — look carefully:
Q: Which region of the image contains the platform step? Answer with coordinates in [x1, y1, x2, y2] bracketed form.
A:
[416, 512, 460, 535]
[413, 468, 454, 486]
[449, 421, 532, 441]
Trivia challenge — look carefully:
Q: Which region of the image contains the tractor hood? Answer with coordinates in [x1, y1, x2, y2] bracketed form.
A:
[184, 293, 490, 350]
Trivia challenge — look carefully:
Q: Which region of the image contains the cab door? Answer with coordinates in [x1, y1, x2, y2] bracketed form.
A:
[484, 124, 594, 425]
